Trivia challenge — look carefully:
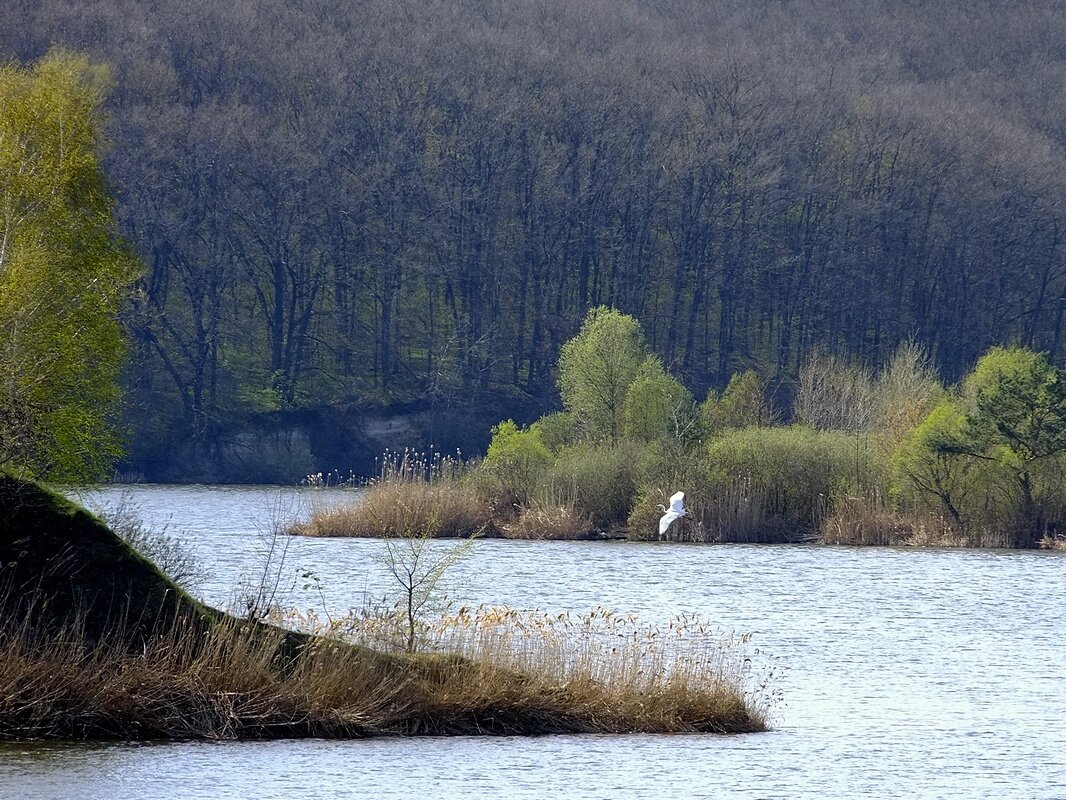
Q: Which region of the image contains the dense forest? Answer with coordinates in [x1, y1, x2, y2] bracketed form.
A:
[4, 0, 1066, 480]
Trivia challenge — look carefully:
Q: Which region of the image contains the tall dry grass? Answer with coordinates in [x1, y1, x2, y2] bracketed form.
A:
[820, 492, 1015, 548]
[294, 449, 493, 538]
[282, 605, 773, 735]
[500, 501, 598, 540]
[0, 615, 397, 739]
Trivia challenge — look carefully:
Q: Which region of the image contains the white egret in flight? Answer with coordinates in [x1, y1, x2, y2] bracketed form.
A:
[657, 491, 687, 540]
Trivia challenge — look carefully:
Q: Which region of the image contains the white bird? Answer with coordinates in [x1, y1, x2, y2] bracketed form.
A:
[656, 490, 687, 540]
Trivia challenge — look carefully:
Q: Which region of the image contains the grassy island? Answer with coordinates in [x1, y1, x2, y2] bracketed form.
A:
[297, 310, 1066, 550]
[0, 472, 767, 740]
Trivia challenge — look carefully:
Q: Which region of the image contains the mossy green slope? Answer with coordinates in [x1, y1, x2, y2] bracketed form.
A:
[0, 471, 219, 643]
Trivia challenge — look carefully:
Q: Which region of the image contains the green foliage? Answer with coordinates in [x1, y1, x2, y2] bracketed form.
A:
[959, 347, 1066, 464]
[897, 347, 1066, 544]
[546, 443, 642, 529]
[623, 357, 698, 444]
[707, 426, 879, 534]
[530, 412, 576, 454]
[0, 51, 136, 481]
[892, 399, 975, 528]
[482, 420, 553, 506]
[889, 348, 1066, 545]
[627, 440, 711, 541]
[558, 307, 649, 442]
[701, 370, 772, 436]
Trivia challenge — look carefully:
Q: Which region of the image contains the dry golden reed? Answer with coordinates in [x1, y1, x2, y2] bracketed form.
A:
[281, 604, 773, 735]
[820, 492, 1015, 548]
[501, 502, 597, 540]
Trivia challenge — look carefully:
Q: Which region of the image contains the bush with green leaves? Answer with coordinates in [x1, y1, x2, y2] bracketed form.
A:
[700, 370, 774, 436]
[546, 442, 643, 530]
[530, 412, 576, 453]
[893, 401, 964, 520]
[481, 420, 553, 508]
[627, 441, 716, 541]
[706, 425, 883, 538]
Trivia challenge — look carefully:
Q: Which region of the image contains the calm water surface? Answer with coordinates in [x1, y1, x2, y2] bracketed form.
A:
[1, 484, 1064, 799]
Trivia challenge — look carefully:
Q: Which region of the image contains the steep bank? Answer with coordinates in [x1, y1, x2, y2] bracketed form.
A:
[119, 393, 552, 484]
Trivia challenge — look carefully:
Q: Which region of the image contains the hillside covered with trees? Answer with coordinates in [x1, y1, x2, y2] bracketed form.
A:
[4, 1, 1066, 479]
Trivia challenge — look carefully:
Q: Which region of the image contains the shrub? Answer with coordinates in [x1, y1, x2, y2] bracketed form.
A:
[481, 420, 553, 507]
[701, 370, 775, 436]
[893, 348, 1066, 546]
[794, 350, 875, 433]
[623, 357, 698, 444]
[705, 426, 882, 538]
[501, 502, 597, 540]
[872, 342, 943, 449]
[531, 412, 576, 453]
[627, 441, 716, 542]
[892, 400, 976, 530]
[92, 490, 204, 589]
[545, 442, 643, 530]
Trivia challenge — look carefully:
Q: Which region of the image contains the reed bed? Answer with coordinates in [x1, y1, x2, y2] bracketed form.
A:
[820, 493, 1015, 548]
[295, 449, 493, 538]
[280, 605, 772, 735]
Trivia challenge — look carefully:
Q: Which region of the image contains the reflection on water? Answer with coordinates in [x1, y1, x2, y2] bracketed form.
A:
[2, 485, 1064, 799]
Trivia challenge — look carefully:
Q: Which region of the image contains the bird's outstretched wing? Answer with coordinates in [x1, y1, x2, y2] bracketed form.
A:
[658, 509, 682, 537]
[668, 491, 685, 514]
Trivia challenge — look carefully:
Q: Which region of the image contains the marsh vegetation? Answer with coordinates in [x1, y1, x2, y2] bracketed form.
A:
[301, 310, 1066, 549]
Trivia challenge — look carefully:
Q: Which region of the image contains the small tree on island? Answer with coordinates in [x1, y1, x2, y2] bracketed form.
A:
[381, 519, 478, 653]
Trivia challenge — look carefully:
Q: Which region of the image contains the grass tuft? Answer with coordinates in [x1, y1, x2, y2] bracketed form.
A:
[293, 482, 493, 538]
[501, 502, 598, 540]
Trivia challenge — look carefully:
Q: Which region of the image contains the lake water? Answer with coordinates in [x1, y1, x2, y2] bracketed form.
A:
[1, 484, 1064, 799]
